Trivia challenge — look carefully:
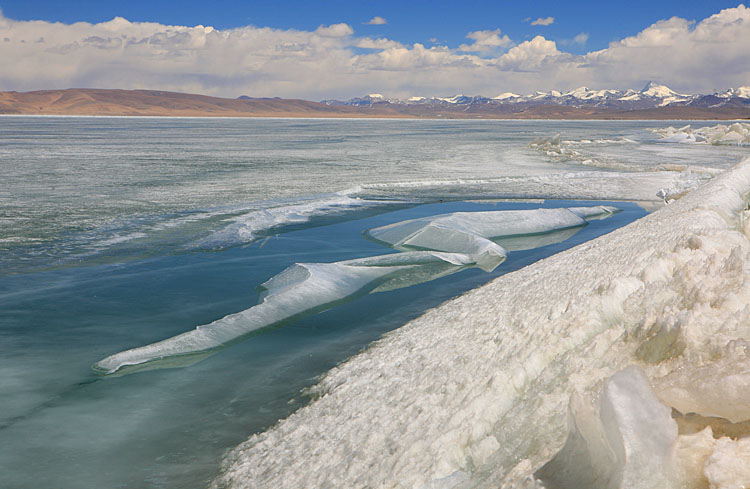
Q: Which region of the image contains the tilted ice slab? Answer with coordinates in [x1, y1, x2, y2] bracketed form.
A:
[536, 366, 677, 489]
[93, 251, 491, 375]
[365, 206, 618, 270]
[539, 365, 750, 489]
[213, 157, 750, 489]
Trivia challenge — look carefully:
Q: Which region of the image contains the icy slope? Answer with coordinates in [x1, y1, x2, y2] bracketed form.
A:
[213, 157, 750, 489]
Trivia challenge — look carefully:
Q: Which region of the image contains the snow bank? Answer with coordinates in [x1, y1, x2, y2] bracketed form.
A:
[213, 157, 750, 489]
[653, 123, 750, 146]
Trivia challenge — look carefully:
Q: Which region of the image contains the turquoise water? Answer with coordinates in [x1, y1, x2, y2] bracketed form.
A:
[0, 197, 644, 489]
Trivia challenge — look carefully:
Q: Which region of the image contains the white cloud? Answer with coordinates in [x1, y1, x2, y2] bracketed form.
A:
[365, 16, 387, 25]
[495, 36, 563, 71]
[458, 29, 512, 53]
[314, 23, 353, 37]
[0, 5, 747, 99]
[581, 4, 750, 92]
[560, 32, 589, 47]
[355, 37, 403, 50]
[530, 17, 555, 26]
[573, 32, 589, 45]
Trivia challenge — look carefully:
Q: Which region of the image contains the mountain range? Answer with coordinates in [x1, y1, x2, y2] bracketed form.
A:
[322, 82, 750, 112]
[0, 83, 748, 119]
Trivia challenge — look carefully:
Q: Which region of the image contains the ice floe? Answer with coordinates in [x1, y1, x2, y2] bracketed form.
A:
[365, 206, 617, 270]
[212, 157, 750, 489]
[92, 251, 486, 375]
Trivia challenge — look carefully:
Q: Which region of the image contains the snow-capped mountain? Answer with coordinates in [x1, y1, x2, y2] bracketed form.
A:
[322, 83, 750, 111]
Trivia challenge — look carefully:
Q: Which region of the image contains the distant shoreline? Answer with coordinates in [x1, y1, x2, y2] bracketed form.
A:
[2, 88, 748, 120]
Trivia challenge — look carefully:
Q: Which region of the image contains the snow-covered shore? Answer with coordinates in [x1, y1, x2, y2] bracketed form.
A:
[213, 157, 750, 489]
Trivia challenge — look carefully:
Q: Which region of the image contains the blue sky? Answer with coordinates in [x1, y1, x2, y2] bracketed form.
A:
[0, 2, 747, 98]
[0, 0, 741, 54]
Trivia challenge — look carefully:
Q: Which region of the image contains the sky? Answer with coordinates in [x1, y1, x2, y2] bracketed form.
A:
[0, 1, 748, 100]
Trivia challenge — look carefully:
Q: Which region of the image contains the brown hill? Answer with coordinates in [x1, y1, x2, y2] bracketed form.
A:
[0, 88, 748, 119]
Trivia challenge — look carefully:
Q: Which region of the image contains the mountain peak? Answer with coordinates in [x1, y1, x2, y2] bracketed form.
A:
[640, 81, 681, 98]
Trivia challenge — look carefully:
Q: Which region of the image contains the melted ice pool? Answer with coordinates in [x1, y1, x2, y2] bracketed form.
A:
[0, 199, 645, 489]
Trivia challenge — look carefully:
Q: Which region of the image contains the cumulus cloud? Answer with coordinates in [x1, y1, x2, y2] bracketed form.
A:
[365, 16, 387, 25]
[0, 5, 748, 99]
[494, 35, 563, 71]
[458, 29, 512, 53]
[581, 4, 750, 91]
[530, 17, 555, 26]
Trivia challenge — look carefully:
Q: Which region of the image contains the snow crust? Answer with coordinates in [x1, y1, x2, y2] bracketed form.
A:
[213, 157, 750, 489]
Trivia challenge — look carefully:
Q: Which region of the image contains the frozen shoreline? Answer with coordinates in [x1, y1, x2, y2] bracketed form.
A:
[214, 156, 750, 488]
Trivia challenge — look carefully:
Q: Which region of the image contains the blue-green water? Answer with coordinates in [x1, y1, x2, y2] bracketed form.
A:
[0, 197, 644, 489]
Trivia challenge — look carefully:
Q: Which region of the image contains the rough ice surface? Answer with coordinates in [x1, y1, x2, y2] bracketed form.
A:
[704, 437, 750, 489]
[652, 123, 750, 146]
[655, 340, 750, 423]
[535, 366, 677, 489]
[212, 157, 750, 489]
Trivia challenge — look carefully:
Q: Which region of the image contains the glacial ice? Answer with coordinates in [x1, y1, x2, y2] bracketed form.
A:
[212, 157, 750, 489]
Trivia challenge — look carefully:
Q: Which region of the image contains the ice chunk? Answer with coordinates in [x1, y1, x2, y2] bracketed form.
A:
[534, 392, 620, 489]
[365, 207, 617, 269]
[92, 251, 494, 376]
[704, 437, 750, 489]
[656, 340, 750, 423]
[567, 205, 621, 220]
[652, 123, 750, 146]
[536, 366, 677, 489]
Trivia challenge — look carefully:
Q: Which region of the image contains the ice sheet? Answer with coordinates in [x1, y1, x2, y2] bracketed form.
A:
[365, 207, 617, 269]
[213, 157, 750, 489]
